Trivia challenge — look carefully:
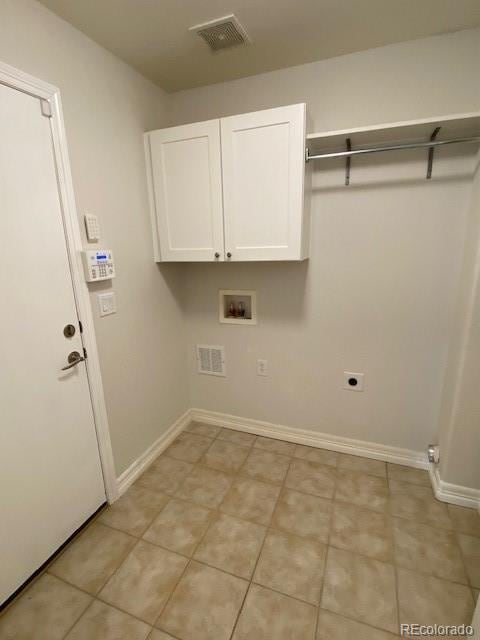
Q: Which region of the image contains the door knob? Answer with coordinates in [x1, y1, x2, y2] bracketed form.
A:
[227, 252, 232, 258]
[61, 351, 85, 371]
[214, 252, 220, 259]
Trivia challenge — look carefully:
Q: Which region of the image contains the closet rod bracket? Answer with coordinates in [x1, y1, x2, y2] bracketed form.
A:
[345, 138, 352, 186]
[426, 127, 441, 179]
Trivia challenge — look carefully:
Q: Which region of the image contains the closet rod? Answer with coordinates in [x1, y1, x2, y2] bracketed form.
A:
[305, 135, 480, 162]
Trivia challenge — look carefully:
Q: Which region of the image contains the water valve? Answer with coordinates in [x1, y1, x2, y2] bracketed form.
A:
[427, 444, 440, 464]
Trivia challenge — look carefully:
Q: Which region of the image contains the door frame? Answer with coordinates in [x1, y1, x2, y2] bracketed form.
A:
[0, 60, 118, 503]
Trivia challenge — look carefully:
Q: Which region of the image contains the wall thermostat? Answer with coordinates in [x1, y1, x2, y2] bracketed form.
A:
[82, 249, 115, 282]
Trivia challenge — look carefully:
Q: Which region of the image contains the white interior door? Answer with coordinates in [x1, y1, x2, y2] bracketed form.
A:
[0, 82, 105, 605]
[146, 120, 225, 261]
[221, 103, 306, 261]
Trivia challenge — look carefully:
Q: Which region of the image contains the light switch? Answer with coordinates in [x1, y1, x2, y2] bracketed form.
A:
[98, 292, 116, 317]
[257, 359, 268, 376]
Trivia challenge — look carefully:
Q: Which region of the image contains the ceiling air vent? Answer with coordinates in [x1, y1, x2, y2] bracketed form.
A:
[189, 14, 250, 52]
[196, 345, 226, 377]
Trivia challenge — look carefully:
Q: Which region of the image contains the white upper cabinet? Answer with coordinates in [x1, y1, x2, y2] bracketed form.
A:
[145, 119, 224, 261]
[145, 104, 309, 262]
[221, 103, 308, 261]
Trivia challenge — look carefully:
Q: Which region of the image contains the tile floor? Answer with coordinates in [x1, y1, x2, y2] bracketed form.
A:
[1, 422, 479, 640]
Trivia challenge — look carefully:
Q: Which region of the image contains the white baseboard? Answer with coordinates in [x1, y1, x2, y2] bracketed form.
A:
[429, 466, 480, 510]
[116, 409, 192, 497]
[115, 407, 479, 512]
[190, 408, 429, 469]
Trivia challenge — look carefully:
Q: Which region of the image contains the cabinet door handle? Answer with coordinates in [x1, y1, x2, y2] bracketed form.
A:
[227, 252, 232, 258]
[214, 252, 220, 259]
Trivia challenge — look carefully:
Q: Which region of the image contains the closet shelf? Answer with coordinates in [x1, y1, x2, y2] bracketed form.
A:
[306, 112, 480, 184]
[307, 112, 480, 152]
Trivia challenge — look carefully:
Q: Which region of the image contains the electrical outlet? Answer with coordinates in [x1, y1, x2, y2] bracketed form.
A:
[343, 371, 364, 391]
[257, 359, 268, 376]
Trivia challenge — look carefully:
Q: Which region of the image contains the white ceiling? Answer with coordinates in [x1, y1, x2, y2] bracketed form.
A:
[38, 0, 480, 92]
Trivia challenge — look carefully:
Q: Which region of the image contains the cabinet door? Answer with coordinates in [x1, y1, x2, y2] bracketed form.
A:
[221, 104, 307, 261]
[146, 120, 224, 261]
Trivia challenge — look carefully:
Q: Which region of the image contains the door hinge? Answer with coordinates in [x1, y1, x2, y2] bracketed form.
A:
[79, 320, 83, 334]
[40, 99, 52, 118]
[83, 347, 88, 359]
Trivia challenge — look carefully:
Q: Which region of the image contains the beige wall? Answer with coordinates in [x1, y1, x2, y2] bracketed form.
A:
[2, 1, 480, 478]
[0, 0, 188, 475]
[172, 29, 480, 454]
[169, 29, 480, 132]
[438, 154, 480, 489]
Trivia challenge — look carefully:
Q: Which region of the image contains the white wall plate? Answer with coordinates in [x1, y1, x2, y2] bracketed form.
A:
[98, 292, 116, 317]
[343, 371, 364, 391]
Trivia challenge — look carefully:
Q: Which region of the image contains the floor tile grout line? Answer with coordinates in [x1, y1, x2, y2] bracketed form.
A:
[236, 448, 293, 485]
[4, 425, 475, 637]
[321, 551, 401, 636]
[101, 491, 287, 548]
[151, 555, 193, 634]
[251, 575, 323, 608]
[95, 587, 158, 628]
[150, 490, 239, 630]
[77, 477, 473, 594]
[391, 479, 402, 640]
[150, 425, 434, 498]
[216, 429, 258, 449]
[39, 504, 109, 575]
[152, 500, 239, 634]
[98, 501, 170, 539]
[143, 460, 457, 534]
[167, 449, 391, 482]
[148, 628, 181, 640]
[390, 516, 472, 586]
[197, 423, 411, 476]
[318, 606, 403, 638]
[454, 530, 478, 594]
[105, 494, 333, 581]
[59, 597, 97, 640]
[93, 595, 155, 629]
[96, 514, 431, 595]
[227, 449, 296, 640]
[47, 572, 155, 629]
[118, 452, 473, 584]
[0, 500, 110, 617]
[386, 507, 401, 629]
[137, 470, 462, 534]
[51, 563, 400, 640]
[93, 536, 146, 607]
[184, 422, 432, 480]
[151, 461, 254, 635]
[315, 456, 338, 638]
[226, 529, 270, 640]
[49, 524, 139, 598]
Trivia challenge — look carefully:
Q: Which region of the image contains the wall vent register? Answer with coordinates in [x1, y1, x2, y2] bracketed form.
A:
[196, 345, 226, 377]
